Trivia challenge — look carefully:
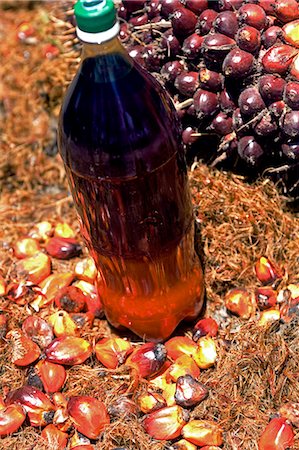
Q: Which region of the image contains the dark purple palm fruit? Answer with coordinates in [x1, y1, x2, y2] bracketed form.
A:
[197, 9, 218, 35]
[161, 60, 186, 83]
[237, 4, 267, 30]
[182, 126, 201, 145]
[198, 67, 223, 92]
[237, 136, 264, 165]
[269, 100, 286, 119]
[119, 23, 130, 43]
[235, 25, 261, 53]
[218, 0, 243, 11]
[175, 71, 199, 96]
[257, 0, 276, 15]
[129, 13, 149, 27]
[281, 111, 299, 137]
[213, 11, 238, 38]
[128, 45, 146, 66]
[160, 0, 182, 18]
[182, 33, 204, 59]
[220, 89, 235, 113]
[210, 112, 233, 135]
[238, 87, 266, 116]
[284, 82, 299, 110]
[184, 0, 208, 15]
[123, 0, 145, 14]
[281, 140, 299, 160]
[253, 113, 278, 136]
[143, 44, 165, 72]
[117, 2, 127, 20]
[262, 26, 284, 49]
[258, 74, 286, 104]
[161, 29, 181, 57]
[223, 48, 254, 78]
[232, 107, 250, 136]
[193, 88, 219, 119]
[147, 0, 162, 19]
[171, 6, 198, 37]
[202, 33, 236, 65]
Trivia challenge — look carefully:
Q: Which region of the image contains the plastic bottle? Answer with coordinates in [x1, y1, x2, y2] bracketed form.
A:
[58, 0, 204, 341]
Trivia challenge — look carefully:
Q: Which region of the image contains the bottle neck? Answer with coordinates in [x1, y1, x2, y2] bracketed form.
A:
[81, 35, 127, 60]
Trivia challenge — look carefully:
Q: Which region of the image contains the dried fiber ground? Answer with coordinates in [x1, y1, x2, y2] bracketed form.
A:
[0, 2, 299, 449]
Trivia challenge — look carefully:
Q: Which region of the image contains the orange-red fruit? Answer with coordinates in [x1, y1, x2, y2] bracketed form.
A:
[175, 375, 208, 408]
[279, 402, 299, 427]
[0, 314, 8, 339]
[255, 257, 283, 285]
[54, 285, 87, 313]
[255, 286, 277, 310]
[41, 424, 68, 448]
[73, 280, 103, 318]
[48, 310, 79, 337]
[0, 403, 26, 436]
[15, 252, 51, 285]
[0, 275, 7, 296]
[22, 315, 54, 348]
[193, 317, 218, 341]
[74, 257, 97, 283]
[167, 354, 200, 382]
[165, 336, 197, 360]
[126, 342, 167, 378]
[67, 396, 110, 439]
[45, 237, 82, 260]
[274, 0, 299, 22]
[94, 337, 132, 369]
[6, 385, 55, 427]
[137, 391, 166, 414]
[262, 45, 297, 74]
[31, 272, 74, 310]
[162, 382, 177, 407]
[14, 237, 40, 259]
[69, 429, 93, 449]
[290, 53, 299, 80]
[7, 329, 41, 366]
[182, 420, 223, 446]
[171, 439, 197, 449]
[193, 337, 217, 369]
[143, 405, 189, 440]
[257, 309, 280, 326]
[46, 335, 92, 365]
[36, 360, 66, 393]
[225, 288, 255, 319]
[283, 20, 299, 47]
[258, 417, 294, 450]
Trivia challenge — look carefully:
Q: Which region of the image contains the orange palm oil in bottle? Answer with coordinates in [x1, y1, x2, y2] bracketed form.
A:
[58, 0, 204, 341]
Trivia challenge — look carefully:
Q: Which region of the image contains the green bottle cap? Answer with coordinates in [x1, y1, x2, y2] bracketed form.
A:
[74, 0, 116, 34]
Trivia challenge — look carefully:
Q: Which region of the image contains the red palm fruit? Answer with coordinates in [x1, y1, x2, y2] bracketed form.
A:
[94, 336, 132, 369]
[36, 359, 66, 393]
[175, 375, 208, 407]
[262, 26, 284, 48]
[0, 404, 26, 437]
[15, 252, 51, 285]
[45, 237, 82, 260]
[41, 424, 68, 448]
[45, 336, 92, 365]
[283, 19, 299, 47]
[7, 329, 41, 366]
[67, 396, 110, 439]
[54, 285, 86, 313]
[182, 420, 223, 446]
[74, 257, 97, 283]
[137, 391, 166, 414]
[73, 280, 104, 318]
[213, 11, 238, 38]
[143, 405, 189, 440]
[225, 288, 256, 319]
[14, 237, 40, 259]
[255, 256, 283, 284]
[165, 336, 197, 360]
[274, 0, 299, 22]
[262, 45, 297, 74]
[6, 385, 55, 427]
[167, 354, 200, 382]
[279, 402, 299, 427]
[31, 272, 74, 311]
[126, 342, 167, 378]
[0, 314, 8, 339]
[185, 0, 208, 15]
[193, 317, 218, 342]
[290, 53, 299, 80]
[193, 336, 217, 369]
[255, 287, 277, 310]
[171, 439, 197, 449]
[22, 315, 54, 348]
[171, 7, 198, 37]
[258, 74, 286, 104]
[237, 4, 267, 30]
[198, 9, 218, 35]
[223, 48, 254, 78]
[236, 25, 261, 53]
[258, 417, 294, 449]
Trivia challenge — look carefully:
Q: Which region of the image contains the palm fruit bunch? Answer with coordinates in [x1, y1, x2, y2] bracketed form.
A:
[117, 0, 299, 200]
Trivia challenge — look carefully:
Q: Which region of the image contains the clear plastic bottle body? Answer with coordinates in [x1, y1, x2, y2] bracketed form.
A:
[58, 38, 204, 341]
